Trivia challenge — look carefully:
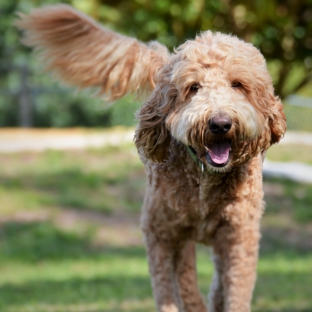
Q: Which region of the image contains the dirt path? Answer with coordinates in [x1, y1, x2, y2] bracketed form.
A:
[263, 159, 312, 183]
[1, 128, 312, 183]
[0, 127, 135, 152]
[0, 128, 311, 153]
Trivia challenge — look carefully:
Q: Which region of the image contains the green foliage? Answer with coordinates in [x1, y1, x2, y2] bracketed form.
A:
[0, 221, 92, 261]
[88, 0, 312, 98]
[109, 96, 141, 127]
[0, 0, 138, 128]
[32, 88, 112, 128]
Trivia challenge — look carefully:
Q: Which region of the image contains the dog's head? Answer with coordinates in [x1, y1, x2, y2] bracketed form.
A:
[135, 31, 286, 172]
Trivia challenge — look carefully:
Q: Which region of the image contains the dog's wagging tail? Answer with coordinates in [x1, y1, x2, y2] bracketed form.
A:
[16, 5, 286, 312]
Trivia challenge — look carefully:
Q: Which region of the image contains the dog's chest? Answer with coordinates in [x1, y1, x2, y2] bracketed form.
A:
[192, 218, 220, 244]
[151, 170, 229, 241]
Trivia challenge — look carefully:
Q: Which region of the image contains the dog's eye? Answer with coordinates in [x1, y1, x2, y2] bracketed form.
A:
[231, 81, 242, 88]
[190, 83, 200, 92]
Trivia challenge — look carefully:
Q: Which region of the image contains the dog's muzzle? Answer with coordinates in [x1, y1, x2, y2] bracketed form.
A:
[206, 114, 232, 167]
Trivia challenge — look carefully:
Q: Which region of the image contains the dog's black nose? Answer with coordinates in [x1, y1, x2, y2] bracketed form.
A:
[209, 114, 232, 134]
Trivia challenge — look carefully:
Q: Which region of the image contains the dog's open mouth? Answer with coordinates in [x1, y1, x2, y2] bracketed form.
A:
[205, 140, 231, 167]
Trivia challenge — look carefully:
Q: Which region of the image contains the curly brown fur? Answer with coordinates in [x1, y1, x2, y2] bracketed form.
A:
[16, 5, 286, 312]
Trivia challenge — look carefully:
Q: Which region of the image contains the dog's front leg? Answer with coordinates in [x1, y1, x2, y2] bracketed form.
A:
[175, 240, 207, 312]
[209, 218, 260, 312]
[144, 232, 181, 312]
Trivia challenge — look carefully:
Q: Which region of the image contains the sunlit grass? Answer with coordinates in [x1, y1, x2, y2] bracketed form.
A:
[284, 104, 312, 132]
[267, 143, 312, 165]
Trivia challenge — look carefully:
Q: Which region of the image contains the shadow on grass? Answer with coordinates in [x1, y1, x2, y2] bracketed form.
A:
[253, 285, 312, 311]
[1, 277, 311, 312]
[0, 276, 152, 307]
[0, 221, 146, 262]
[0, 165, 145, 214]
[253, 257, 312, 311]
[263, 177, 312, 223]
[1, 219, 310, 262]
[260, 228, 312, 256]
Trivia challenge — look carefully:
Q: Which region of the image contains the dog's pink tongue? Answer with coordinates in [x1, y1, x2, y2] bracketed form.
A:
[208, 141, 231, 164]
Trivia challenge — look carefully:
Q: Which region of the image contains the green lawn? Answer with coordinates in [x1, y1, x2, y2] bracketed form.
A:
[283, 104, 312, 132]
[0, 138, 312, 312]
[267, 144, 312, 165]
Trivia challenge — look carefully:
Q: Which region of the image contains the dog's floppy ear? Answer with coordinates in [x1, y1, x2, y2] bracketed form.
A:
[267, 94, 286, 145]
[135, 84, 175, 162]
[15, 4, 169, 99]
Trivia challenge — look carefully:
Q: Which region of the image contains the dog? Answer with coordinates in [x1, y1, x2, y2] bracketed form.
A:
[16, 5, 286, 312]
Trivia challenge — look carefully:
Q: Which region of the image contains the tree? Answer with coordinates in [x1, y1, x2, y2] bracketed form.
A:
[1, 0, 311, 127]
[0, 0, 112, 127]
[79, 0, 312, 99]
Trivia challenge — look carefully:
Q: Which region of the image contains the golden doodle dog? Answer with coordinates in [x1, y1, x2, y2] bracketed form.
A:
[16, 5, 286, 312]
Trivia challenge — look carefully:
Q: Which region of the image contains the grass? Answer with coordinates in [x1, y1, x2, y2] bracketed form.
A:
[267, 144, 312, 165]
[0, 145, 145, 215]
[264, 178, 312, 223]
[282, 76, 312, 132]
[0, 137, 312, 311]
[283, 104, 312, 132]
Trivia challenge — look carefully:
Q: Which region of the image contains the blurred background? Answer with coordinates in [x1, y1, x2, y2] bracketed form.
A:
[0, 0, 312, 311]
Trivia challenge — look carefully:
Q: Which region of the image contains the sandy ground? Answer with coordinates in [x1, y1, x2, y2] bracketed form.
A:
[0, 127, 135, 152]
[1, 128, 312, 183]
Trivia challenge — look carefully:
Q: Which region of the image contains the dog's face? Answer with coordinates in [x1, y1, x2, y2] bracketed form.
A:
[136, 32, 286, 172]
